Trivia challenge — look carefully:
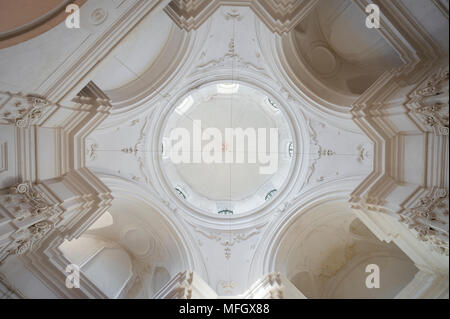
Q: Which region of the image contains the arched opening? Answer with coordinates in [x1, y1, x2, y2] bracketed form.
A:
[271, 202, 418, 298]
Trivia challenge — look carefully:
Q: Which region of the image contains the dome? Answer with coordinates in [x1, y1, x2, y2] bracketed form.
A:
[159, 83, 294, 215]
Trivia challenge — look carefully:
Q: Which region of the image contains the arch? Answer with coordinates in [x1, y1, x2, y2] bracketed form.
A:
[264, 0, 404, 116]
[95, 174, 207, 280]
[252, 195, 417, 298]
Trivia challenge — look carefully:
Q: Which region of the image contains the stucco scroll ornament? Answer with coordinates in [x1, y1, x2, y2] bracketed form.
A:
[10, 182, 52, 216]
[399, 188, 449, 256]
[12, 220, 54, 255]
[15, 95, 50, 127]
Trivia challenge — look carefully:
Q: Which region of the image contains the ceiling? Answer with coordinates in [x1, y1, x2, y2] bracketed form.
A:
[0, 0, 448, 299]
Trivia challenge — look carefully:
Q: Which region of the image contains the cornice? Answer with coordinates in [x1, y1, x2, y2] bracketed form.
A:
[248, 181, 359, 283]
[164, 0, 319, 35]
